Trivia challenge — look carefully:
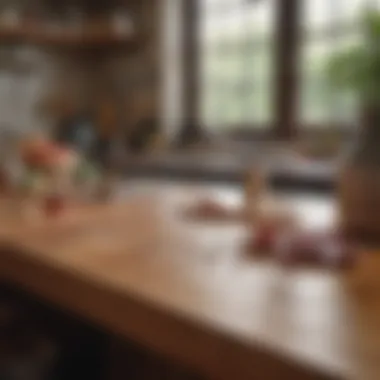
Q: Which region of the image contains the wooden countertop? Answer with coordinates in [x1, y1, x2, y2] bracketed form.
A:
[0, 182, 379, 380]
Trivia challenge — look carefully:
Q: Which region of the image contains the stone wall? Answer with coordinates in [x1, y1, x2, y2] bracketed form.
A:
[0, 0, 164, 140]
[0, 48, 88, 135]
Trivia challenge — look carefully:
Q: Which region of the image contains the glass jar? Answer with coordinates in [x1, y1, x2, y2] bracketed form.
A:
[111, 9, 134, 36]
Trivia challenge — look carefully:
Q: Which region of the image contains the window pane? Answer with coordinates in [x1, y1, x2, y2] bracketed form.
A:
[301, 41, 332, 124]
[340, 0, 380, 22]
[300, 0, 371, 127]
[200, 0, 275, 131]
[302, 0, 335, 31]
[301, 0, 377, 31]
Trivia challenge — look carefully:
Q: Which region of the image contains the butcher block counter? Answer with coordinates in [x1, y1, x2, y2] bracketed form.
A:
[0, 182, 379, 380]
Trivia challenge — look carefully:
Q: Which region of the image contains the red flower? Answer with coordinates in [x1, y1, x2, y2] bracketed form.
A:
[21, 139, 69, 170]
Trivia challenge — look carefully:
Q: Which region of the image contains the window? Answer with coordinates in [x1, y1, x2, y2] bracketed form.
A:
[199, 0, 275, 131]
[197, 0, 380, 136]
[300, 0, 380, 127]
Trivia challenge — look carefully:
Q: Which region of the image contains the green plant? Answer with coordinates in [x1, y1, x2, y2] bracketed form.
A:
[327, 10, 380, 105]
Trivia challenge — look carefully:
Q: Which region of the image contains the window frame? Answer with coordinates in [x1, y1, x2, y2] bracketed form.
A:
[186, 0, 358, 141]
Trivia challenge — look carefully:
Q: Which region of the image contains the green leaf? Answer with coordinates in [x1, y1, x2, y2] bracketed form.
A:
[75, 160, 100, 183]
[325, 10, 380, 105]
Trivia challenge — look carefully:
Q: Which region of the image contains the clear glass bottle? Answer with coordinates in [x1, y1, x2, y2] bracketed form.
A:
[244, 166, 267, 221]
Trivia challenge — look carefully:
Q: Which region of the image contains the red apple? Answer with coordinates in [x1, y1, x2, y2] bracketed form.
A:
[247, 221, 279, 254]
[43, 194, 65, 217]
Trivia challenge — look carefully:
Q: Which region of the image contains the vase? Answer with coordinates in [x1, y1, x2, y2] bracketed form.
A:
[339, 105, 380, 242]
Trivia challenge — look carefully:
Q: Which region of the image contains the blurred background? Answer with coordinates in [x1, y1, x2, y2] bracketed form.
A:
[0, 0, 377, 153]
[1, 2, 380, 380]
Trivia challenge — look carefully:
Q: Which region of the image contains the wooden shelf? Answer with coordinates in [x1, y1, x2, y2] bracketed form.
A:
[0, 26, 142, 51]
[0, 28, 24, 42]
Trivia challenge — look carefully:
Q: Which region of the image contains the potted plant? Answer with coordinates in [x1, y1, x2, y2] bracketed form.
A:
[327, 10, 380, 240]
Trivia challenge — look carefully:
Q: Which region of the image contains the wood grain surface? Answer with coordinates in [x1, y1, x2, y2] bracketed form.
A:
[0, 183, 379, 380]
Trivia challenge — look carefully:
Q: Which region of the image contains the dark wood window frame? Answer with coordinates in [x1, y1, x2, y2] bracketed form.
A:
[181, 0, 300, 140]
[182, 0, 355, 142]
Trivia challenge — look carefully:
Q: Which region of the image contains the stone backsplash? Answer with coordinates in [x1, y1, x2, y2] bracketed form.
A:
[0, 0, 163, 140]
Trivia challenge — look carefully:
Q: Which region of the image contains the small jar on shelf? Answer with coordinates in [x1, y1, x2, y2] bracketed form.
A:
[111, 9, 134, 36]
[65, 6, 85, 35]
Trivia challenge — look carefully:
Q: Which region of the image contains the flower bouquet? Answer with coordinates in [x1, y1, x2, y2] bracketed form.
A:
[18, 136, 100, 217]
